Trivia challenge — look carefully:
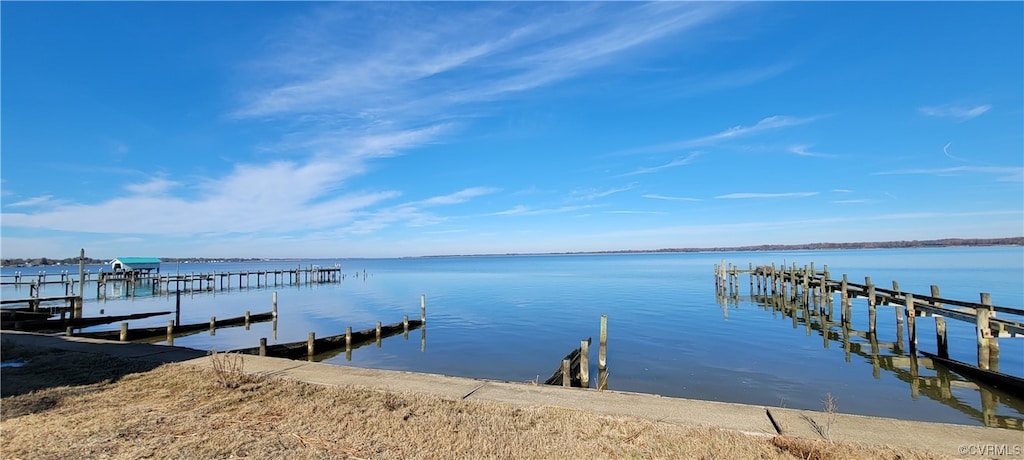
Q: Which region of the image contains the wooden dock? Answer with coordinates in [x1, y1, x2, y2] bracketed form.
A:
[1, 265, 348, 298]
[1, 311, 172, 333]
[715, 261, 1024, 429]
[545, 337, 591, 388]
[739, 289, 1022, 429]
[72, 311, 276, 343]
[231, 317, 424, 361]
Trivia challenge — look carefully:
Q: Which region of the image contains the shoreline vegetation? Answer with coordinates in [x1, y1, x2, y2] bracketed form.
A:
[0, 340, 939, 459]
[2, 236, 1021, 268]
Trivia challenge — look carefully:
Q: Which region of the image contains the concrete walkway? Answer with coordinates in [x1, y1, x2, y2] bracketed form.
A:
[3, 330, 1021, 457]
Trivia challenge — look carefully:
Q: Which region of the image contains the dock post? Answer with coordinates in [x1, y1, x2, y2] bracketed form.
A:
[598, 315, 608, 390]
[892, 280, 900, 293]
[895, 288, 906, 350]
[866, 277, 877, 333]
[209, 316, 217, 335]
[403, 315, 409, 331]
[580, 339, 590, 388]
[175, 290, 181, 326]
[421, 294, 426, 324]
[905, 294, 917, 354]
[801, 268, 809, 305]
[244, 311, 251, 330]
[120, 322, 128, 342]
[931, 285, 948, 358]
[77, 249, 85, 319]
[977, 293, 998, 370]
[345, 326, 353, 350]
[561, 359, 571, 388]
[307, 332, 315, 360]
[66, 326, 73, 337]
[259, 338, 267, 357]
[376, 321, 382, 348]
[272, 291, 278, 317]
[822, 264, 830, 298]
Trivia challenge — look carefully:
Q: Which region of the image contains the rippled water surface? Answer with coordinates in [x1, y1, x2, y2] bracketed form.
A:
[3, 247, 1022, 428]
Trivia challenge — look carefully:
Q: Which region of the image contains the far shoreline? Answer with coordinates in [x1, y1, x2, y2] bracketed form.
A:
[3, 236, 1022, 267]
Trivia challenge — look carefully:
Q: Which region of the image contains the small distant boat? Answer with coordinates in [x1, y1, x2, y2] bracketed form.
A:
[920, 350, 1024, 396]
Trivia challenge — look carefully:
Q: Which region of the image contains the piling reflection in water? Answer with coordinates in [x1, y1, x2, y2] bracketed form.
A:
[716, 282, 1023, 430]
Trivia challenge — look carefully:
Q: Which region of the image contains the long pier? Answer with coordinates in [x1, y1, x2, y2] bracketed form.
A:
[728, 289, 1023, 429]
[0, 265, 348, 310]
[714, 261, 1024, 428]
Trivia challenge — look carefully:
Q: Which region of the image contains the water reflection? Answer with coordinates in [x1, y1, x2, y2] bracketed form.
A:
[716, 287, 1023, 430]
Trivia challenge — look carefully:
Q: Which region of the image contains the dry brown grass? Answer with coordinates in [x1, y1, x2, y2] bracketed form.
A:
[1, 342, 944, 460]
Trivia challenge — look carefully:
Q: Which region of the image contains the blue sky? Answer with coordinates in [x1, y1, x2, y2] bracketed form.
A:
[2, 2, 1022, 259]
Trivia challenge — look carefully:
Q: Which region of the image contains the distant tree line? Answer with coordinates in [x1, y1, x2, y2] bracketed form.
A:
[3, 237, 1021, 266]
[1, 257, 107, 268]
[586, 237, 1024, 254]
[1, 256, 282, 267]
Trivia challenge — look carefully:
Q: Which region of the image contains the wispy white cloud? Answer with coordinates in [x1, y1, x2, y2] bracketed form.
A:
[874, 166, 1023, 182]
[586, 210, 1023, 242]
[919, 104, 991, 121]
[344, 187, 500, 234]
[831, 189, 853, 193]
[715, 192, 818, 199]
[6, 195, 54, 208]
[622, 115, 820, 155]
[2, 160, 400, 235]
[606, 210, 668, 215]
[941, 142, 970, 163]
[235, 3, 730, 124]
[622, 152, 701, 176]
[124, 178, 179, 195]
[832, 199, 872, 204]
[569, 185, 633, 201]
[418, 187, 500, 206]
[489, 204, 597, 216]
[642, 194, 702, 202]
[788, 144, 837, 158]
[668, 62, 793, 96]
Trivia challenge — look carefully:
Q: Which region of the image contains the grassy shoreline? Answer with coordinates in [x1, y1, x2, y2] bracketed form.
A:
[0, 339, 941, 459]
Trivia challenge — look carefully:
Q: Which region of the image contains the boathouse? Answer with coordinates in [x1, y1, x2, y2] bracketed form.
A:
[110, 257, 161, 274]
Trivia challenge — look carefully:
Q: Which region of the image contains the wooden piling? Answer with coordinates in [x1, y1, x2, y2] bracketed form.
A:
[561, 359, 571, 388]
[599, 315, 608, 377]
[931, 285, 949, 358]
[66, 326, 73, 337]
[307, 332, 315, 359]
[345, 326, 353, 350]
[906, 294, 917, 353]
[77, 249, 85, 320]
[272, 291, 278, 316]
[978, 293, 999, 370]
[376, 321, 382, 348]
[120, 322, 128, 342]
[580, 339, 590, 388]
[866, 277, 877, 333]
[421, 294, 426, 324]
[244, 311, 251, 329]
[210, 316, 216, 336]
[259, 338, 267, 356]
[167, 320, 174, 346]
[976, 293, 992, 370]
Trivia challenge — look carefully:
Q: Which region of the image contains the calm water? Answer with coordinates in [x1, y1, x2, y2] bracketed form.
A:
[3, 247, 1022, 428]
